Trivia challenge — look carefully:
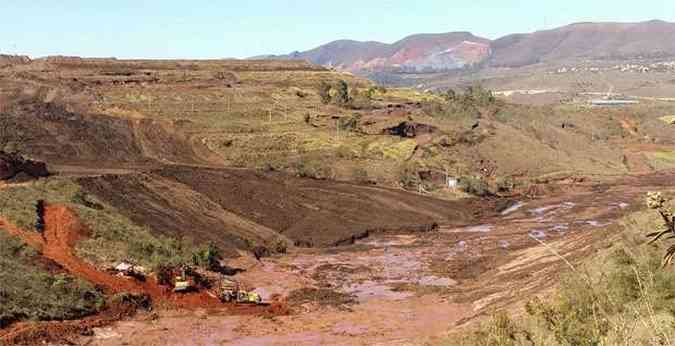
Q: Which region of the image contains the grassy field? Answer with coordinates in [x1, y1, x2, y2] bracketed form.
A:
[447, 196, 675, 345]
[87, 68, 675, 193]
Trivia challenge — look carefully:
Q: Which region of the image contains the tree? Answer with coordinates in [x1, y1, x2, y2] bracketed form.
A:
[443, 89, 457, 102]
[334, 80, 352, 106]
[35, 200, 45, 233]
[318, 81, 332, 104]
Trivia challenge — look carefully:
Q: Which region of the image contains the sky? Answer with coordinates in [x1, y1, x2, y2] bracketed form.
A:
[1, 0, 674, 59]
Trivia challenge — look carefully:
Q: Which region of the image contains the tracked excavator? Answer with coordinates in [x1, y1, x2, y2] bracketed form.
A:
[210, 279, 262, 304]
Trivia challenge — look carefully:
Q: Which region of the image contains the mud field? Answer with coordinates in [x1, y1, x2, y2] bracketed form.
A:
[71, 171, 675, 346]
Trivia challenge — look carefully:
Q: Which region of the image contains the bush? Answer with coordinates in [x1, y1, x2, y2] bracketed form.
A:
[459, 176, 491, 196]
[273, 238, 288, 254]
[318, 81, 332, 104]
[155, 265, 174, 286]
[334, 80, 352, 107]
[191, 242, 222, 271]
[397, 163, 421, 189]
[294, 155, 335, 180]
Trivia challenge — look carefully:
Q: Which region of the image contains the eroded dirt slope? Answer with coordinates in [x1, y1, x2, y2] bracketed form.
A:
[78, 166, 474, 251]
[0, 101, 208, 170]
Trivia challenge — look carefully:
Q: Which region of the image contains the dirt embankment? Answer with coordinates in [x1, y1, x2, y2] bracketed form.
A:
[0, 204, 288, 345]
[78, 166, 474, 251]
[0, 101, 209, 170]
[0, 205, 220, 307]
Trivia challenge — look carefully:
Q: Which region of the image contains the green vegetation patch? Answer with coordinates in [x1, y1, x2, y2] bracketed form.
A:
[365, 138, 417, 161]
[647, 150, 675, 170]
[0, 231, 104, 327]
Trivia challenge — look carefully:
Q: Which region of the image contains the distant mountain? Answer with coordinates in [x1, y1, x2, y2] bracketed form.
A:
[260, 32, 491, 73]
[490, 20, 675, 67]
[260, 20, 675, 73]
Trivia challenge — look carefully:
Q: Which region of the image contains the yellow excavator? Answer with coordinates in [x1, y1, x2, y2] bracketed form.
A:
[173, 267, 194, 293]
[213, 279, 262, 304]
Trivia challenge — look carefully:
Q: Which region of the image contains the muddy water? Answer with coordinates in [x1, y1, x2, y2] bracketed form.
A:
[84, 171, 675, 346]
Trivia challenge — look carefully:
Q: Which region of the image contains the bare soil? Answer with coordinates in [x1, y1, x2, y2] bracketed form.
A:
[73, 170, 675, 345]
[77, 166, 474, 252]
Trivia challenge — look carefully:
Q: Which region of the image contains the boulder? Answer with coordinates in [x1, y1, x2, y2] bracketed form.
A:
[385, 121, 438, 138]
[0, 151, 49, 181]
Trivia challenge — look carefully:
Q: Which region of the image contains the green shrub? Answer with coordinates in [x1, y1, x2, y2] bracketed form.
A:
[459, 176, 491, 196]
[191, 242, 222, 270]
[458, 311, 532, 346]
[294, 155, 335, 180]
[318, 81, 332, 104]
[334, 80, 352, 107]
[273, 237, 288, 254]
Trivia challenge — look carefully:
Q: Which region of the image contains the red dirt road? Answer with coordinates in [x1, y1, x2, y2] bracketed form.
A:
[0, 205, 222, 306]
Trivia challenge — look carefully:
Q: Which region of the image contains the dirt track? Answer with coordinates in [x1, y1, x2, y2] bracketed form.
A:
[0, 205, 221, 307]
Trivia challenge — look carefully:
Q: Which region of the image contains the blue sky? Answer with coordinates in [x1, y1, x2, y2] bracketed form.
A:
[1, 0, 673, 59]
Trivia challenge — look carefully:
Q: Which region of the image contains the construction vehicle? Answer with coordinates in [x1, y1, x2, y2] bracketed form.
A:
[113, 262, 147, 282]
[173, 267, 195, 293]
[212, 279, 262, 304]
[173, 275, 193, 292]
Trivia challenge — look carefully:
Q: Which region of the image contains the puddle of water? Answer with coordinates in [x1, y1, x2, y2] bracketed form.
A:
[442, 224, 494, 234]
[418, 276, 457, 287]
[529, 205, 559, 215]
[610, 202, 630, 209]
[587, 220, 613, 227]
[456, 240, 468, 251]
[501, 202, 526, 215]
[529, 230, 547, 239]
[359, 235, 417, 247]
[550, 224, 569, 233]
[573, 220, 613, 228]
[529, 202, 576, 216]
[346, 281, 414, 302]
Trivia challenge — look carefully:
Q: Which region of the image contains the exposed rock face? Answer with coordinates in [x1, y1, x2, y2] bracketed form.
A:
[385, 121, 438, 138]
[0, 151, 49, 181]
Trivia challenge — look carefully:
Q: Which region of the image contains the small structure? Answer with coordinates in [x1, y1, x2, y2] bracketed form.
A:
[447, 177, 459, 189]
